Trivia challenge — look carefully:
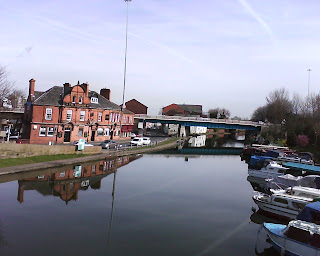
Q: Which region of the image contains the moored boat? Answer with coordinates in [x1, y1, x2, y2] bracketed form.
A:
[253, 187, 320, 220]
[263, 220, 320, 256]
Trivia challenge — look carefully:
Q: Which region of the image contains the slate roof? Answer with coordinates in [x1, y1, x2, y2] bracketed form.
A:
[33, 85, 132, 112]
[177, 104, 202, 114]
[126, 98, 148, 108]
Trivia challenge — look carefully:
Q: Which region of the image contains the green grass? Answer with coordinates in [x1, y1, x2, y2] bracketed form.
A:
[124, 137, 178, 151]
[0, 154, 89, 168]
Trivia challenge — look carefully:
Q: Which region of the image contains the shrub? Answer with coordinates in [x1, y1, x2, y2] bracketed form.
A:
[297, 135, 309, 148]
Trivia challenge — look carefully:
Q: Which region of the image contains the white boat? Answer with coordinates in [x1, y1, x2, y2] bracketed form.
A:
[278, 155, 314, 165]
[248, 161, 289, 179]
[253, 186, 320, 219]
[264, 220, 320, 256]
[266, 174, 320, 190]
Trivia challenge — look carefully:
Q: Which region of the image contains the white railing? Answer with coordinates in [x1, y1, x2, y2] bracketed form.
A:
[134, 114, 262, 126]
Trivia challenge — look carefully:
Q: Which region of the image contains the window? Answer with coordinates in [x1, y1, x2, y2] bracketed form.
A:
[123, 115, 128, 124]
[79, 96, 83, 104]
[67, 110, 72, 121]
[98, 112, 102, 122]
[45, 108, 52, 120]
[72, 96, 76, 103]
[274, 197, 288, 204]
[91, 97, 98, 103]
[78, 128, 83, 137]
[104, 128, 109, 136]
[129, 116, 133, 123]
[39, 127, 46, 136]
[92, 165, 96, 174]
[47, 127, 54, 136]
[80, 111, 85, 121]
[97, 128, 103, 136]
[59, 172, 65, 178]
[105, 114, 109, 121]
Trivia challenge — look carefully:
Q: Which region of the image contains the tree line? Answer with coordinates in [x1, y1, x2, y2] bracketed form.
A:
[0, 66, 25, 109]
[251, 88, 320, 147]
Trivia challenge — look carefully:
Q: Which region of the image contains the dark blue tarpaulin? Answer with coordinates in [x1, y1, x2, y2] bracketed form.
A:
[297, 202, 320, 223]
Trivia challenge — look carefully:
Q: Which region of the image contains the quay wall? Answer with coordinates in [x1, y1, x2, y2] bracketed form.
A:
[0, 143, 101, 159]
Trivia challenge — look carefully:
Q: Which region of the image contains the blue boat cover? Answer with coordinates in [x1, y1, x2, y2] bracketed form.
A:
[283, 162, 320, 174]
[249, 155, 273, 167]
[265, 150, 281, 158]
[297, 202, 320, 223]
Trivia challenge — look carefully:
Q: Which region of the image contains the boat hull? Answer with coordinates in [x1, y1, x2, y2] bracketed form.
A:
[264, 223, 319, 256]
[248, 169, 282, 179]
[253, 197, 299, 220]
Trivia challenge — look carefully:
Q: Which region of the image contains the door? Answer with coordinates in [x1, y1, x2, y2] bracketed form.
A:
[64, 131, 71, 142]
[91, 131, 95, 141]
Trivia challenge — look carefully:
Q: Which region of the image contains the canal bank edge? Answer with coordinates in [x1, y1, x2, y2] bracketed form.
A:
[0, 139, 179, 176]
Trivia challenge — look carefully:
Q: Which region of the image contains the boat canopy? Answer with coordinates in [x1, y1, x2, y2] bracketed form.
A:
[297, 202, 320, 224]
[249, 155, 273, 168]
[283, 162, 320, 174]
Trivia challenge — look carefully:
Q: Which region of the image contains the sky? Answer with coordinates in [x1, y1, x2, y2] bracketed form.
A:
[1, 0, 320, 118]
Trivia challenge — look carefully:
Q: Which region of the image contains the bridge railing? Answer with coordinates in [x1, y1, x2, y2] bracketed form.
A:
[134, 114, 262, 126]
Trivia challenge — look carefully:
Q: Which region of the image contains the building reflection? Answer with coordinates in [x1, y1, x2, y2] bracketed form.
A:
[17, 156, 137, 204]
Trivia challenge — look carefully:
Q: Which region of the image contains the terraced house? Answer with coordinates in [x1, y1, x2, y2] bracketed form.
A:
[22, 79, 134, 144]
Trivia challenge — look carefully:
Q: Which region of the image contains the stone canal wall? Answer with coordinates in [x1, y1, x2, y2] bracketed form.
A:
[0, 143, 101, 159]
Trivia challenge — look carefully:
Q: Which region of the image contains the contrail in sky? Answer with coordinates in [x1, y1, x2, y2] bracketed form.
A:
[238, 0, 275, 42]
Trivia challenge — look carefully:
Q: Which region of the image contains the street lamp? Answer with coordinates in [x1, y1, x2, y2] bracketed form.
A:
[307, 68, 312, 97]
[119, 0, 132, 138]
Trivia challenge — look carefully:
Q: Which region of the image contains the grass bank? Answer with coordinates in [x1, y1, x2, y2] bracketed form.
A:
[0, 154, 90, 168]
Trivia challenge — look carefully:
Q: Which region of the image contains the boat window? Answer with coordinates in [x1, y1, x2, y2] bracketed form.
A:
[284, 226, 311, 244]
[310, 233, 320, 248]
[292, 202, 305, 210]
[274, 197, 288, 204]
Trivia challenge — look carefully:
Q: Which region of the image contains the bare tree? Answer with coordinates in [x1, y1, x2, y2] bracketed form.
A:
[208, 108, 231, 119]
[265, 88, 293, 123]
[291, 93, 303, 115]
[0, 66, 13, 100]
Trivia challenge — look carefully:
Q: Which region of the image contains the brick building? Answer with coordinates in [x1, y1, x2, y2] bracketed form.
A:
[22, 79, 134, 144]
[125, 99, 148, 114]
[162, 104, 203, 116]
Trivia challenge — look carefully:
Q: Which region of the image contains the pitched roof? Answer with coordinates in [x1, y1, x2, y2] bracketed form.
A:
[33, 85, 129, 112]
[176, 104, 202, 114]
[125, 98, 148, 108]
[34, 86, 63, 106]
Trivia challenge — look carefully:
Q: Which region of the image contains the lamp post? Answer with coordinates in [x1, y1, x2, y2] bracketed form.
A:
[307, 68, 312, 97]
[119, 0, 132, 139]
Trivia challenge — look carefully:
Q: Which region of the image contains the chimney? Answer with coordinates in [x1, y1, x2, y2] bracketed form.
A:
[81, 83, 89, 97]
[64, 83, 71, 89]
[100, 88, 111, 100]
[28, 78, 35, 102]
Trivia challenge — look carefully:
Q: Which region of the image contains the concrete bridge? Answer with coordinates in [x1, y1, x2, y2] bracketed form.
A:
[134, 114, 263, 131]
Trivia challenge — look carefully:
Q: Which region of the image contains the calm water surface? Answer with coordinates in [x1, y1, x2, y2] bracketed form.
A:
[0, 154, 279, 256]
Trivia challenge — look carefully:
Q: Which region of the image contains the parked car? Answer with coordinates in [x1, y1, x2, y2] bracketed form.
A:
[142, 137, 151, 145]
[72, 141, 94, 147]
[131, 137, 143, 146]
[100, 140, 118, 149]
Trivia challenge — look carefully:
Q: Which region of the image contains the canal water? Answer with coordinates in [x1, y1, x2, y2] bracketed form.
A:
[0, 153, 279, 256]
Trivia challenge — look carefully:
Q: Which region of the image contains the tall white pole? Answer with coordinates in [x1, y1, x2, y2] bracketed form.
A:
[119, 0, 131, 139]
[307, 68, 312, 97]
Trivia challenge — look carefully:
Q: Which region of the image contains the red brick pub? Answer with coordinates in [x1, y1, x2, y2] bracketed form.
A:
[22, 79, 134, 144]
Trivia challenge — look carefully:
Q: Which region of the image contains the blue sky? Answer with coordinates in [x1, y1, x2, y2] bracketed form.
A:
[1, 0, 319, 117]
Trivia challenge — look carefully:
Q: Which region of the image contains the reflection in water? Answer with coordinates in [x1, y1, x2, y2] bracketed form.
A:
[250, 210, 287, 225]
[17, 156, 136, 204]
[188, 135, 206, 148]
[247, 176, 270, 194]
